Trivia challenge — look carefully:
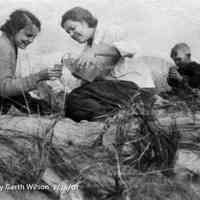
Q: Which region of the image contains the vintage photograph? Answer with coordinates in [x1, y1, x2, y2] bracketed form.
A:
[0, 0, 200, 199]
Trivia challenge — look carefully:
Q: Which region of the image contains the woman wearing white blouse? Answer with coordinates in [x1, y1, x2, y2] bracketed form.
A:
[61, 6, 155, 89]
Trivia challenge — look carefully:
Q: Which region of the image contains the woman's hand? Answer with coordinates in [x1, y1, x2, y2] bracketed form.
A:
[38, 64, 63, 80]
[77, 48, 96, 69]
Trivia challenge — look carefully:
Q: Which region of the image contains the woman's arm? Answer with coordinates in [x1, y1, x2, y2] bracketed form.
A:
[0, 45, 41, 97]
[101, 25, 139, 58]
[0, 45, 62, 97]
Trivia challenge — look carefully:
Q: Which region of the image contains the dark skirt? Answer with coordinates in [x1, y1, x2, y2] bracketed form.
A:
[65, 80, 139, 122]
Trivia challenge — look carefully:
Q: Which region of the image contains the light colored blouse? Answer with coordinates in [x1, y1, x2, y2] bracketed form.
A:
[86, 22, 155, 88]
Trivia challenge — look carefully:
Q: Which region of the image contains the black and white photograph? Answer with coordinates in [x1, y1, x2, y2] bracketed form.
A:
[0, 0, 200, 199]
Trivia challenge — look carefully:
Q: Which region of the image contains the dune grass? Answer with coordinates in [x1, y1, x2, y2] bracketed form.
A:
[0, 91, 200, 199]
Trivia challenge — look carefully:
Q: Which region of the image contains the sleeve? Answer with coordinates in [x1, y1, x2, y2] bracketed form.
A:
[184, 63, 200, 76]
[102, 25, 140, 57]
[0, 46, 41, 97]
[116, 61, 155, 88]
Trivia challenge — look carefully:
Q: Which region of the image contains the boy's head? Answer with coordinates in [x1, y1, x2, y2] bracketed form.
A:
[170, 43, 191, 67]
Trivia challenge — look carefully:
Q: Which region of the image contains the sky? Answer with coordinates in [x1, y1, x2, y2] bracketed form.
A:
[1, 0, 200, 74]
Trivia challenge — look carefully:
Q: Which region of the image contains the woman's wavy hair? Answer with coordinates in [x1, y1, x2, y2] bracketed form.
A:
[61, 7, 98, 28]
[0, 9, 41, 37]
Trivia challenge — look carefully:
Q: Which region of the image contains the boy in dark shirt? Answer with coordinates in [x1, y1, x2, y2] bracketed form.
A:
[167, 43, 200, 90]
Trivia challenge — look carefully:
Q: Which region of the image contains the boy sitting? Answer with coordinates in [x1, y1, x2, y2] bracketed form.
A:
[168, 43, 200, 92]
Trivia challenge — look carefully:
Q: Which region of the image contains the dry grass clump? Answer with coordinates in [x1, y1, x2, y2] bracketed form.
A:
[49, 93, 197, 199]
[102, 93, 180, 172]
[0, 119, 58, 185]
[160, 88, 200, 117]
[50, 144, 200, 200]
[51, 146, 200, 199]
[129, 173, 200, 200]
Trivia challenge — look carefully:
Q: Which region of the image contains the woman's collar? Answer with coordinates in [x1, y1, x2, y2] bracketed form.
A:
[87, 21, 101, 46]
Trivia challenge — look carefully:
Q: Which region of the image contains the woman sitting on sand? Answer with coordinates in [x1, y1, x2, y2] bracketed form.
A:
[0, 9, 82, 199]
[60, 7, 156, 121]
[61, 6, 154, 87]
[0, 9, 62, 115]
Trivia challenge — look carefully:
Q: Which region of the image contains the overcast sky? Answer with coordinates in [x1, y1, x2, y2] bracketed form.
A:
[1, 0, 200, 73]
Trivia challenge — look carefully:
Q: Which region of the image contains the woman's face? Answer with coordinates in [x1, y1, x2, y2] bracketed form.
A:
[63, 20, 94, 43]
[14, 24, 39, 49]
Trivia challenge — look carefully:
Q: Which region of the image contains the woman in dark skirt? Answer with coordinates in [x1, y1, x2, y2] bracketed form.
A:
[65, 80, 140, 122]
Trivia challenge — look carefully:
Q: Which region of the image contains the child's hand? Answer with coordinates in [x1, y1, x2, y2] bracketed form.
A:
[168, 67, 183, 81]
